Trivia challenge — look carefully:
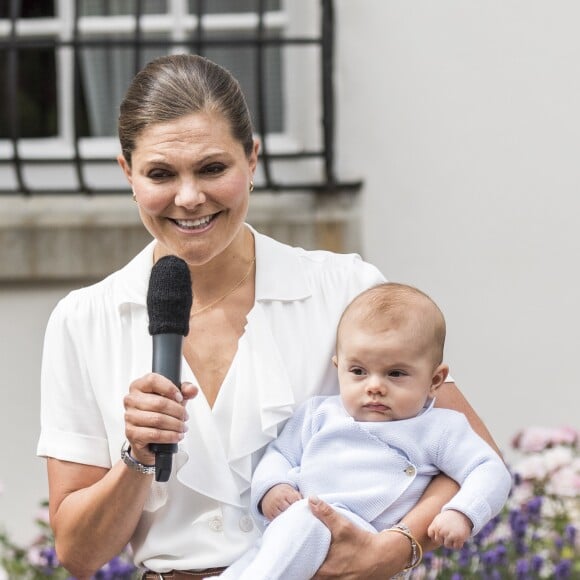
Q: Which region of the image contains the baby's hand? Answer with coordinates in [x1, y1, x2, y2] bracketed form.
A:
[428, 510, 473, 549]
[260, 484, 302, 521]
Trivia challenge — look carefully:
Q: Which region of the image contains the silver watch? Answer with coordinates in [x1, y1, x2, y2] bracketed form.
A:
[121, 441, 156, 475]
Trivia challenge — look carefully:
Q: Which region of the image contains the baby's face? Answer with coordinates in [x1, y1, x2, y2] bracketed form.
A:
[335, 319, 439, 422]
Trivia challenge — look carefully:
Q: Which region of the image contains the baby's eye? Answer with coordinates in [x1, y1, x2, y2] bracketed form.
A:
[388, 370, 407, 378]
[350, 367, 365, 376]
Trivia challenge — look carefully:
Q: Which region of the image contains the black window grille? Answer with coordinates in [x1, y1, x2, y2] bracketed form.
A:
[0, 0, 361, 196]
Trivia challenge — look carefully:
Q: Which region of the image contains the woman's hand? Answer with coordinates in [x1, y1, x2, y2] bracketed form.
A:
[123, 374, 197, 464]
[309, 497, 411, 579]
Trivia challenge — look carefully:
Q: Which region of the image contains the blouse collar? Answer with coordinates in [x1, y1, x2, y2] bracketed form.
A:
[114, 225, 312, 310]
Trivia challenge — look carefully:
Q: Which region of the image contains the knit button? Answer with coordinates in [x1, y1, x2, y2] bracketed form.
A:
[208, 516, 224, 532]
[404, 465, 416, 476]
[239, 515, 254, 533]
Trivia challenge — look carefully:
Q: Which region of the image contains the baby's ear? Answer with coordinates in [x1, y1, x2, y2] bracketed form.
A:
[430, 363, 449, 395]
[332, 355, 338, 368]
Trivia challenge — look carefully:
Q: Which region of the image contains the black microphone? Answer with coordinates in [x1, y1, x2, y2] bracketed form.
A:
[147, 255, 192, 482]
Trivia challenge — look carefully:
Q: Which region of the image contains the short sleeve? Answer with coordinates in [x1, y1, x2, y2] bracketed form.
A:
[37, 294, 111, 467]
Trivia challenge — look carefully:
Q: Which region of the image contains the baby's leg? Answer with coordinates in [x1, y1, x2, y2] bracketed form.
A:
[224, 498, 331, 580]
[217, 500, 378, 580]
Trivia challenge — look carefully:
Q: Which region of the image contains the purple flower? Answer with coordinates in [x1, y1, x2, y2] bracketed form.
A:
[481, 548, 503, 568]
[422, 551, 434, 569]
[531, 554, 544, 573]
[515, 558, 529, 579]
[39, 546, 59, 569]
[95, 555, 137, 579]
[554, 559, 572, 580]
[494, 543, 508, 565]
[509, 509, 528, 539]
[526, 496, 543, 518]
[475, 515, 501, 544]
[564, 524, 576, 545]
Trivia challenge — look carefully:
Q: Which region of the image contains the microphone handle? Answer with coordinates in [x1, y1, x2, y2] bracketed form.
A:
[149, 333, 183, 482]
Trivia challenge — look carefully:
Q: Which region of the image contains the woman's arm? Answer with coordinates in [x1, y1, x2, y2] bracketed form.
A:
[310, 475, 459, 578]
[48, 459, 152, 579]
[311, 381, 499, 577]
[47, 376, 195, 579]
[435, 381, 501, 455]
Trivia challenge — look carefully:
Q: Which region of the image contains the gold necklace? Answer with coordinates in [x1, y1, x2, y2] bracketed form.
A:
[189, 257, 256, 317]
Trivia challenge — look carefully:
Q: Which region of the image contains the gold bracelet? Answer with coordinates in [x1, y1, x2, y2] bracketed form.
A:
[385, 523, 423, 571]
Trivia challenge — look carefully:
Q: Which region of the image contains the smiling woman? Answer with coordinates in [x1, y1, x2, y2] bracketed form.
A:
[37, 53, 501, 580]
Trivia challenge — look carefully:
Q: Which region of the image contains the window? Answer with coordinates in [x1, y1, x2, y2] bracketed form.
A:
[0, 0, 356, 194]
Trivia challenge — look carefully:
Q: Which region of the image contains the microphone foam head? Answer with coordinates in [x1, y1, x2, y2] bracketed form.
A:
[147, 255, 192, 336]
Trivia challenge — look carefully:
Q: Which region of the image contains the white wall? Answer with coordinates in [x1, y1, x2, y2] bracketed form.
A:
[0, 284, 74, 544]
[335, 0, 580, 455]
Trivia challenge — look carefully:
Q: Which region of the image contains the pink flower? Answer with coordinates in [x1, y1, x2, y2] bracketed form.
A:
[551, 426, 578, 446]
[547, 465, 580, 497]
[35, 507, 50, 525]
[512, 426, 579, 453]
[513, 427, 554, 452]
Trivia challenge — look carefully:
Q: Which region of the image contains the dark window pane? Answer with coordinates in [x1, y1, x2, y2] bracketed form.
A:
[0, 46, 57, 138]
[77, 38, 170, 137]
[204, 33, 283, 133]
[79, 0, 167, 16]
[0, 0, 55, 18]
[188, 0, 280, 14]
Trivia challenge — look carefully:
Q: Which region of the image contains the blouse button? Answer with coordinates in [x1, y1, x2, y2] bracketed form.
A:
[239, 515, 254, 533]
[404, 465, 416, 476]
[208, 516, 224, 532]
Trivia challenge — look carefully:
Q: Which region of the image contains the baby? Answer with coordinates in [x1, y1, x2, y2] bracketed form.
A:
[217, 282, 512, 579]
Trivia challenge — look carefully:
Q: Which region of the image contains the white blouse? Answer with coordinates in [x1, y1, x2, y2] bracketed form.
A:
[37, 226, 385, 572]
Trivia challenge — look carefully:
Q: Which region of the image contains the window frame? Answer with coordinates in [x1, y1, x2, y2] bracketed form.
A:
[0, 0, 359, 195]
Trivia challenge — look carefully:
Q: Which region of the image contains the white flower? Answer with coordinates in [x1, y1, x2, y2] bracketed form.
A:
[546, 465, 580, 497]
[510, 480, 534, 505]
[515, 454, 548, 480]
[543, 446, 574, 473]
[26, 545, 45, 567]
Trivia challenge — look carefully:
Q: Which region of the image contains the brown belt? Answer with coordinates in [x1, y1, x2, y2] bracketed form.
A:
[142, 568, 227, 579]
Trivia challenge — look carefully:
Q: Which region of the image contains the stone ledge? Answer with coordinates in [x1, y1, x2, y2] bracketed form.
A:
[0, 192, 361, 281]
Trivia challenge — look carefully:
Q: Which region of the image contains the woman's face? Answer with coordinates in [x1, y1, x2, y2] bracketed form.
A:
[119, 111, 259, 266]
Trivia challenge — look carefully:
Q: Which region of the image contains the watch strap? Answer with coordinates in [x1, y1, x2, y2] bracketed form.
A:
[121, 441, 156, 475]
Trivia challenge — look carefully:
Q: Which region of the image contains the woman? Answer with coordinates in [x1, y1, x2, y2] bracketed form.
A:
[38, 54, 500, 579]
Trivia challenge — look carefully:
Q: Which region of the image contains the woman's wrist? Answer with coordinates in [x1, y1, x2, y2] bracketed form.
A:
[374, 528, 414, 576]
[385, 522, 423, 572]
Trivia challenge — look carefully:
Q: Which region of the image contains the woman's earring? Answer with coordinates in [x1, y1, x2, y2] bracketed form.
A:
[132, 191, 137, 203]
[249, 180, 255, 193]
